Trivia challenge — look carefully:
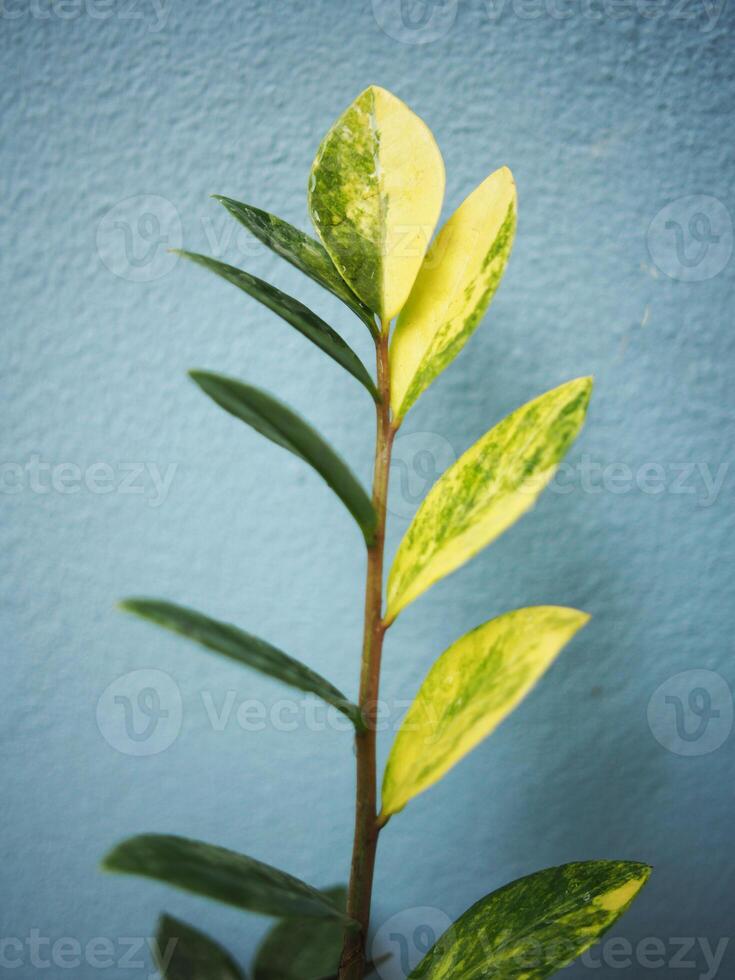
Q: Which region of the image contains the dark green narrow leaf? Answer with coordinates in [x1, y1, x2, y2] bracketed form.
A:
[408, 861, 652, 979]
[189, 371, 377, 546]
[102, 835, 357, 925]
[176, 250, 377, 399]
[155, 914, 246, 980]
[119, 599, 364, 731]
[212, 196, 377, 333]
[253, 886, 347, 980]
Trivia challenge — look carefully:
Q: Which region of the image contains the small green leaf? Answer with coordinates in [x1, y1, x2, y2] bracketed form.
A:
[381, 607, 589, 817]
[386, 377, 593, 620]
[253, 886, 346, 980]
[102, 835, 356, 924]
[176, 250, 377, 399]
[308, 85, 445, 321]
[119, 599, 363, 730]
[391, 167, 517, 419]
[408, 861, 652, 979]
[189, 371, 376, 546]
[213, 197, 376, 333]
[155, 914, 246, 980]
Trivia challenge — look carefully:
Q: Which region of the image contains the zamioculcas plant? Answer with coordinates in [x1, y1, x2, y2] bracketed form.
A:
[103, 86, 650, 980]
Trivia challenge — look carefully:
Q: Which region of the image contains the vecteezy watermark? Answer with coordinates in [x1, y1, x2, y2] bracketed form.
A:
[371, 910, 729, 980]
[647, 196, 733, 282]
[96, 672, 424, 756]
[372, 906, 454, 979]
[97, 194, 183, 282]
[0, 0, 171, 31]
[0, 455, 178, 507]
[389, 430, 457, 518]
[371, 0, 459, 44]
[372, 0, 727, 39]
[648, 669, 733, 757]
[97, 669, 183, 756]
[0, 929, 176, 976]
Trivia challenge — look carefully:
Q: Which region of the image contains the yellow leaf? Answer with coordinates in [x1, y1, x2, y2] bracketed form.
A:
[381, 606, 589, 818]
[386, 377, 593, 621]
[308, 86, 445, 322]
[390, 167, 517, 419]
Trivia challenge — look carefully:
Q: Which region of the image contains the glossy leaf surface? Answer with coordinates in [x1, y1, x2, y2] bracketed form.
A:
[391, 167, 517, 418]
[177, 250, 377, 398]
[103, 835, 355, 924]
[308, 85, 445, 320]
[386, 378, 593, 620]
[190, 371, 376, 545]
[382, 607, 589, 816]
[408, 861, 652, 979]
[119, 599, 363, 729]
[213, 196, 376, 331]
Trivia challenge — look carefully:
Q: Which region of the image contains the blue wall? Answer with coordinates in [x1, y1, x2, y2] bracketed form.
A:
[2, 0, 734, 976]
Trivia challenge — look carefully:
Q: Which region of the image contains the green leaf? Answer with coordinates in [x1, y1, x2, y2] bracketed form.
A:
[381, 606, 589, 818]
[391, 167, 517, 419]
[176, 250, 377, 399]
[119, 599, 364, 731]
[308, 85, 445, 321]
[253, 886, 346, 980]
[386, 377, 593, 621]
[189, 371, 376, 546]
[155, 914, 246, 980]
[408, 861, 652, 979]
[213, 197, 376, 333]
[102, 835, 356, 925]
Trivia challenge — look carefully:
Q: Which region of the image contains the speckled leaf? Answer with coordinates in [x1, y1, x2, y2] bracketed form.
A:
[253, 886, 346, 980]
[119, 599, 363, 730]
[386, 378, 593, 620]
[308, 85, 445, 321]
[213, 197, 376, 332]
[176, 250, 377, 398]
[189, 371, 376, 546]
[408, 861, 652, 979]
[102, 835, 356, 925]
[390, 167, 517, 418]
[155, 914, 246, 980]
[381, 607, 589, 817]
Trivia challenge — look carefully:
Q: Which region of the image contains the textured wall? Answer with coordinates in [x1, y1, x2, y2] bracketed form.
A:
[1, 0, 734, 976]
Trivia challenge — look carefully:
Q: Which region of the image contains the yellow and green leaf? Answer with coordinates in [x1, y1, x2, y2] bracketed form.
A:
[408, 861, 651, 979]
[381, 606, 589, 818]
[308, 85, 445, 321]
[386, 377, 593, 621]
[390, 167, 517, 419]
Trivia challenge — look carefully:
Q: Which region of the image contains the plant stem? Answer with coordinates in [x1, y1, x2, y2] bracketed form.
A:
[339, 324, 395, 980]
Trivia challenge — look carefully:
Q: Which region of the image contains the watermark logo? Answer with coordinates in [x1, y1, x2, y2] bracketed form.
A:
[372, 906, 452, 979]
[371, 0, 459, 44]
[648, 669, 733, 756]
[97, 669, 182, 756]
[97, 194, 182, 282]
[389, 430, 456, 518]
[647, 195, 733, 282]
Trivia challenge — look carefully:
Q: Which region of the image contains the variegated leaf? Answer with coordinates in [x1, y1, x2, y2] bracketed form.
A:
[390, 167, 517, 418]
[408, 861, 652, 979]
[381, 607, 589, 817]
[386, 378, 593, 621]
[308, 85, 445, 322]
[213, 196, 376, 332]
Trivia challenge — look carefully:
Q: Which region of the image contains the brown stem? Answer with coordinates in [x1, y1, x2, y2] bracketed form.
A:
[339, 325, 395, 980]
